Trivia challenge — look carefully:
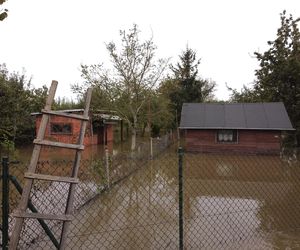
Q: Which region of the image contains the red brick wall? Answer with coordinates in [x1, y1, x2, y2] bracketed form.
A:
[184, 129, 281, 154]
[97, 124, 114, 144]
[35, 115, 98, 146]
[106, 124, 113, 142]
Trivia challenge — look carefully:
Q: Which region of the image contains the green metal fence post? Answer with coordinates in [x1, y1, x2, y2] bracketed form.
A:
[2, 156, 9, 250]
[178, 147, 184, 250]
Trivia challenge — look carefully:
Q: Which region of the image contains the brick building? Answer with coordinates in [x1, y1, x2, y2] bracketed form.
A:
[180, 102, 295, 154]
[32, 109, 121, 146]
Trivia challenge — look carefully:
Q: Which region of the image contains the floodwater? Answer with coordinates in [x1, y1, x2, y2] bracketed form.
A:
[61, 148, 300, 249]
[11, 141, 124, 163]
[11, 145, 300, 249]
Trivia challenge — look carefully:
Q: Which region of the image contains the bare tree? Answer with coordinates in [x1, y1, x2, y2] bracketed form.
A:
[80, 24, 168, 150]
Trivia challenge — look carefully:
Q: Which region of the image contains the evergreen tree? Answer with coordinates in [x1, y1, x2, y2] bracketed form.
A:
[160, 47, 215, 126]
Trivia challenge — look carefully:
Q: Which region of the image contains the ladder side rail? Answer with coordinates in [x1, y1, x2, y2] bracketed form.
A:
[59, 88, 92, 249]
[9, 81, 58, 250]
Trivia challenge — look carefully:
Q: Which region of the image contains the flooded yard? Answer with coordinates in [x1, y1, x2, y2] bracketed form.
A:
[5, 145, 300, 249]
[34, 148, 300, 249]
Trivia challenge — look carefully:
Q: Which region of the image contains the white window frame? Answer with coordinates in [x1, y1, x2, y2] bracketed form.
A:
[216, 130, 238, 144]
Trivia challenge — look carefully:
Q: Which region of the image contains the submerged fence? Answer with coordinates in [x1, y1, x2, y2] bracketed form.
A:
[1, 143, 300, 249]
[0, 133, 174, 249]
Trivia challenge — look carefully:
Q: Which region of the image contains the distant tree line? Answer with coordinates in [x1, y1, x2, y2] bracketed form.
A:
[0, 64, 46, 152]
[0, 64, 80, 154]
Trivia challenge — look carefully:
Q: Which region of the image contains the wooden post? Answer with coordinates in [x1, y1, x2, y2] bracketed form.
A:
[105, 148, 110, 188]
[150, 137, 153, 159]
[103, 124, 107, 146]
[120, 120, 123, 142]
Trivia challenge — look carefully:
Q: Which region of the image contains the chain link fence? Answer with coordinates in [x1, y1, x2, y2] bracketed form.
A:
[183, 149, 300, 249]
[1, 142, 300, 249]
[1, 132, 175, 249]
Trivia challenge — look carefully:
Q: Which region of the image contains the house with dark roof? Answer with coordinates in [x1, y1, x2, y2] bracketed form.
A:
[179, 102, 294, 154]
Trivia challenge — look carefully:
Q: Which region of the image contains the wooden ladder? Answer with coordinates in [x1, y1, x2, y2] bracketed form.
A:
[9, 80, 92, 249]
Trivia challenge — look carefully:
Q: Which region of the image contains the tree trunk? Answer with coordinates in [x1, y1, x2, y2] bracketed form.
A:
[131, 128, 136, 151]
[131, 116, 138, 151]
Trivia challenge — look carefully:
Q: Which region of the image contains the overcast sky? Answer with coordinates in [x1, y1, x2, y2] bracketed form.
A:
[1, 0, 299, 100]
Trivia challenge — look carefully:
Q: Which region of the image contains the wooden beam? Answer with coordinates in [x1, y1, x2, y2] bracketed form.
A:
[24, 173, 79, 184]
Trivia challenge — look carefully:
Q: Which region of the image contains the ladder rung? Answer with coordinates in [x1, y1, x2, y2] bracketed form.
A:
[33, 139, 84, 150]
[24, 173, 79, 183]
[42, 109, 89, 121]
[13, 211, 73, 221]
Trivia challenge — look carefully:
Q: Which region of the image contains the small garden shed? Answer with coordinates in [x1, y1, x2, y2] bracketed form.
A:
[180, 102, 294, 154]
[32, 109, 122, 146]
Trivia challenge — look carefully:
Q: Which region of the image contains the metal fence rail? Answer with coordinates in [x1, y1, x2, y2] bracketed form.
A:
[1, 144, 300, 249]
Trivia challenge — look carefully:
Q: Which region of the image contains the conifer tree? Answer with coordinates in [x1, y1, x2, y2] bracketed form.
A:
[160, 47, 215, 125]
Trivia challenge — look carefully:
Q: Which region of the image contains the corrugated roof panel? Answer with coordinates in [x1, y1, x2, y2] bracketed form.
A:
[224, 104, 246, 128]
[180, 103, 205, 127]
[243, 103, 268, 128]
[264, 103, 294, 129]
[204, 104, 225, 127]
[179, 102, 294, 130]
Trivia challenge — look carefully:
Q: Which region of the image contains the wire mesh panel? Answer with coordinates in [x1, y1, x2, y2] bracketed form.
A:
[65, 149, 179, 249]
[2, 143, 300, 249]
[183, 151, 300, 249]
[4, 134, 177, 249]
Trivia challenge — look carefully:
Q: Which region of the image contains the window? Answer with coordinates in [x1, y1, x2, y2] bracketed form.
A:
[50, 123, 72, 134]
[217, 130, 238, 143]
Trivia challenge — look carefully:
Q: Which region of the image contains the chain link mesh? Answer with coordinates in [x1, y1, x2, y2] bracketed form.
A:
[183, 150, 300, 249]
[1, 139, 300, 249]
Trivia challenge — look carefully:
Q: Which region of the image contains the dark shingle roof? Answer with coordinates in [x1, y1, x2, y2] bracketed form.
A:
[179, 102, 294, 130]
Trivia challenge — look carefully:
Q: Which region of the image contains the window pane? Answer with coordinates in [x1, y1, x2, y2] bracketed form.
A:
[51, 124, 62, 133]
[217, 130, 237, 143]
[51, 123, 72, 134]
[62, 124, 72, 133]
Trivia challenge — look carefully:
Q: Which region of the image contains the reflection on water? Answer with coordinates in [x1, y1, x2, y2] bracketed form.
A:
[20, 146, 300, 249]
[185, 196, 261, 249]
[184, 153, 300, 249]
[64, 154, 179, 250]
[216, 163, 236, 177]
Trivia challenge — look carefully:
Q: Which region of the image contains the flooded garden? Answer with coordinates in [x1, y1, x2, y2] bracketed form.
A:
[2, 141, 300, 249]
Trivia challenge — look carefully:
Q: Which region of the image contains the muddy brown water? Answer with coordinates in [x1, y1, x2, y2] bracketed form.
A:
[65, 148, 300, 249]
[5, 145, 300, 249]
